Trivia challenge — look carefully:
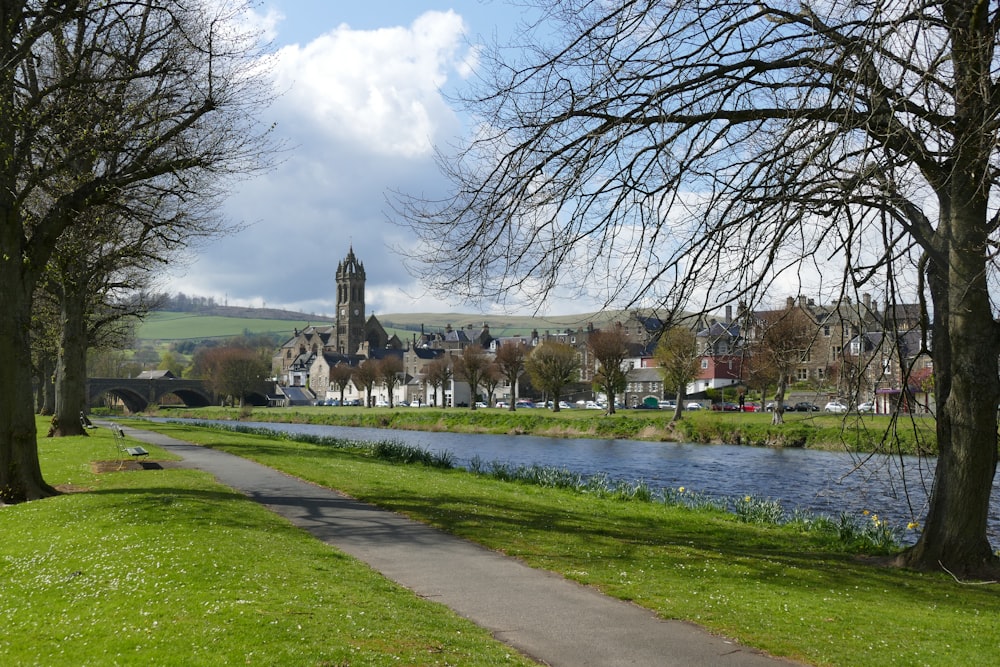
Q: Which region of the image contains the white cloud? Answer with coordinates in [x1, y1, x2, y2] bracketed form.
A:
[270, 11, 471, 157]
[165, 10, 483, 315]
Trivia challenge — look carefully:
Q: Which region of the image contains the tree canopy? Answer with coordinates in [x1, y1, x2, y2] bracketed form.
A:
[0, 0, 276, 503]
[399, 0, 1000, 575]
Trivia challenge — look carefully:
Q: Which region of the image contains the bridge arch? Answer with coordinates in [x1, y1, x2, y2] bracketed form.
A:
[87, 377, 216, 411]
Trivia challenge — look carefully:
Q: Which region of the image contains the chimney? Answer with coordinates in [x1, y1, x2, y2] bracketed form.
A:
[725, 305, 732, 322]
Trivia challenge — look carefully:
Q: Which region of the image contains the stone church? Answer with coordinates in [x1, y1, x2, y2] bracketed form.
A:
[271, 247, 402, 391]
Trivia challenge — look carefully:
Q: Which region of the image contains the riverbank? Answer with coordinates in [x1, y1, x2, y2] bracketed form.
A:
[144, 404, 939, 455]
[99, 420, 1000, 665]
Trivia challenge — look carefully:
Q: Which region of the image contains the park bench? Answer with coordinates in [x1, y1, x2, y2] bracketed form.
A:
[111, 423, 149, 466]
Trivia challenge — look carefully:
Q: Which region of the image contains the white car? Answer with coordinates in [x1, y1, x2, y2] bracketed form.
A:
[685, 402, 703, 410]
[824, 401, 848, 413]
[857, 401, 875, 413]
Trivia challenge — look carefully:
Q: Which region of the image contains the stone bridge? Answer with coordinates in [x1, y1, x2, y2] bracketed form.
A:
[86, 377, 217, 412]
[87, 376, 278, 412]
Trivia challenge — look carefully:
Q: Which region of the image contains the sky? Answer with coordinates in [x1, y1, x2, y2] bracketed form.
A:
[162, 1, 568, 317]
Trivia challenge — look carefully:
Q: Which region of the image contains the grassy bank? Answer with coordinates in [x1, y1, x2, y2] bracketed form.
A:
[127, 421, 999, 666]
[1, 419, 536, 666]
[148, 404, 939, 455]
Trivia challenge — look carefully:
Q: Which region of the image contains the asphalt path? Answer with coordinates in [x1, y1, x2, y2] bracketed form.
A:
[118, 424, 803, 667]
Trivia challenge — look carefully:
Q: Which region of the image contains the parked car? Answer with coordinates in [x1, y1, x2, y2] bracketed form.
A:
[374, 399, 390, 407]
[793, 402, 819, 412]
[857, 401, 875, 413]
[558, 401, 573, 409]
[585, 401, 603, 410]
[824, 401, 848, 413]
[742, 402, 760, 412]
[661, 400, 678, 410]
[685, 401, 703, 410]
[515, 400, 535, 409]
[711, 402, 740, 411]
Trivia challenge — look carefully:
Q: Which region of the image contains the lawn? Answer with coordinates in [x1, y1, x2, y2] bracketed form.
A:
[126, 419, 999, 667]
[0, 420, 536, 666]
[150, 403, 939, 454]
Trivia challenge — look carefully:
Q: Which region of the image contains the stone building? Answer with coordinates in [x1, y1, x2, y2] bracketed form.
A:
[270, 247, 400, 392]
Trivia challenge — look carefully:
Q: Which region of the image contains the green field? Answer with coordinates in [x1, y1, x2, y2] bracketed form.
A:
[136, 309, 626, 343]
[137, 312, 323, 341]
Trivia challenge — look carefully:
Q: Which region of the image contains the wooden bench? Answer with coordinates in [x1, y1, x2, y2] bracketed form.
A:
[111, 423, 149, 464]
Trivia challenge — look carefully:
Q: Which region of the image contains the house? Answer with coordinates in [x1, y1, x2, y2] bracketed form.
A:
[623, 367, 665, 408]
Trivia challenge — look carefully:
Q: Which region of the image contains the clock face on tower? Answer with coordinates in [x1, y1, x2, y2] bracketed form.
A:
[340, 308, 346, 317]
[354, 308, 359, 315]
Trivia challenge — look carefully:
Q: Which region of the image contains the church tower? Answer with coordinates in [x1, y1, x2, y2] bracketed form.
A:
[335, 247, 366, 354]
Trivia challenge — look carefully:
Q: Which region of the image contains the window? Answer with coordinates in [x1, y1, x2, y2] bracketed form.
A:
[823, 325, 831, 336]
[701, 359, 709, 369]
[797, 368, 809, 381]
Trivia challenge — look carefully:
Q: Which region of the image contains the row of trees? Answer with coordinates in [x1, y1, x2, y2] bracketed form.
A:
[2, 2, 277, 502]
[333, 323, 701, 417]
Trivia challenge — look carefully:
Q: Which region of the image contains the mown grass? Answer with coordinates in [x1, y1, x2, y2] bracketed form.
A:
[150, 404, 940, 455]
[126, 420, 1000, 667]
[1, 420, 536, 666]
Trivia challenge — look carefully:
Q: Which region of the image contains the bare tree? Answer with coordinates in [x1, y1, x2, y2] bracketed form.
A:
[525, 342, 579, 412]
[424, 356, 453, 408]
[588, 325, 628, 415]
[654, 327, 700, 423]
[746, 308, 817, 425]
[330, 363, 355, 406]
[0, 1, 275, 503]
[352, 361, 379, 408]
[454, 345, 490, 409]
[214, 349, 269, 408]
[397, 0, 1000, 575]
[495, 340, 528, 410]
[481, 361, 503, 408]
[378, 356, 405, 408]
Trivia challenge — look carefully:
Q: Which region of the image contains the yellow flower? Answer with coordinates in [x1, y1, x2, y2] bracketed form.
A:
[863, 509, 870, 516]
[744, 495, 752, 502]
[907, 521, 920, 530]
[678, 486, 685, 493]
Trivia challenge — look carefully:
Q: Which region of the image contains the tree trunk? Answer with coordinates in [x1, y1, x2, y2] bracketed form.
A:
[771, 379, 787, 425]
[895, 207, 1000, 577]
[51, 285, 89, 437]
[0, 262, 59, 503]
[36, 353, 56, 416]
[671, 382, 686, 423]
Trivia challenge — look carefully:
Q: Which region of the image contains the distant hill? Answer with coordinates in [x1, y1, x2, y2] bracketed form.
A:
[138, 307, 628, 343]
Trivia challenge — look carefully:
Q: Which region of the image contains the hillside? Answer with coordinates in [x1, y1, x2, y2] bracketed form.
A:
[137, 308, 628, 343]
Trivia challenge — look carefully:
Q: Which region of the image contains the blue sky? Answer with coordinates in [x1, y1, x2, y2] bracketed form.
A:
[163, 1, 567, 317]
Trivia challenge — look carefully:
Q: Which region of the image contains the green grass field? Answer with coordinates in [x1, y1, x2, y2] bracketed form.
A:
[137, 312, 319, 341]
[1, 420, 536, 666]
[7, 418, 999, 666]
[153, 404, 939, 454]
[136, 309, 625, 343]
[129, 420, 1000, 666]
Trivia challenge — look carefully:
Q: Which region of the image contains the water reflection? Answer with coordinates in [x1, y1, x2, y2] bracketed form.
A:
[159, 419, 998, 545]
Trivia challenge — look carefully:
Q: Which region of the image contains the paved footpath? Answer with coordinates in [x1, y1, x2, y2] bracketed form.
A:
[120, 425, 802, 667]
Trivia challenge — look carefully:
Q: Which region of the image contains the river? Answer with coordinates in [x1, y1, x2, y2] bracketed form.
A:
[161, 419, 1000, 545]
